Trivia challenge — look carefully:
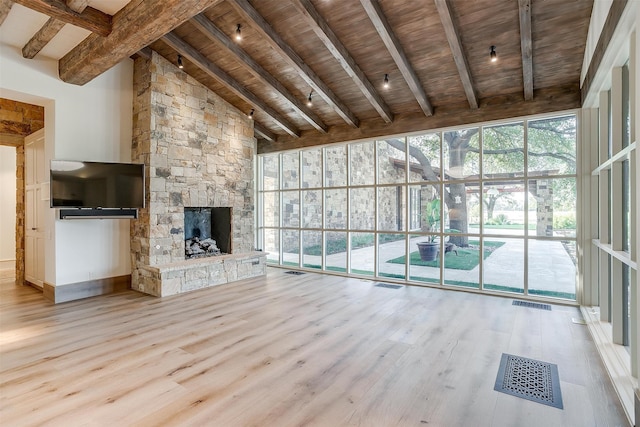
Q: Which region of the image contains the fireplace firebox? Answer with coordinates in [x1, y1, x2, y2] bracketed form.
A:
[184, 207, 231, 259]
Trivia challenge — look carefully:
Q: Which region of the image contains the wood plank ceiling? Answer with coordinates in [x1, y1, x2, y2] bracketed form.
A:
[2, 0, 594, 152]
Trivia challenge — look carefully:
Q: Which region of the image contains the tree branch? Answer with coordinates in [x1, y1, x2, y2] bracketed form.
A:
[384, 138, 438, 181]
[466, 146, 575, 168]
[384, 138, 454, 206]
[528, 120, 575, 138]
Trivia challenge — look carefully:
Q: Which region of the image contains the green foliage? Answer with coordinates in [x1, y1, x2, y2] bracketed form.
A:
[379, 234, 405, 244]
[408, 133, 441, 170]
[424, 198, 441, 241]
[484, 214, 511, 225]
[351, 233, 373, 249]
[553, 213, 576, 230]
[527, 116, 576, 174]
[300, 233, 405, 256]
[482, 123, 525, 174]
[551, 178, 577, 212]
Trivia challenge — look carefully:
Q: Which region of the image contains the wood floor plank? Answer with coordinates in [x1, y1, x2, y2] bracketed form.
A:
[0, 269, 629, 426]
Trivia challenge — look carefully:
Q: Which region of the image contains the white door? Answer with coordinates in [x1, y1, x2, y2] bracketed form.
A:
[24, 129, 46, 288]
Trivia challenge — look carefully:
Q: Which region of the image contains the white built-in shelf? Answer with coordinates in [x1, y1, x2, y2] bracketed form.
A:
[591, 141, 636, 175]
[591, 239, 637, 269]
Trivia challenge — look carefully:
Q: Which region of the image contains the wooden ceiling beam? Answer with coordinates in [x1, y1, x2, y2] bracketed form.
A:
[581, 0, 628, 104]
[290, 0, 393, 123]
[0, 120, 32, 136]
[518, 0, 533, 101]
[360, 0, 433, 116]
[228, 0, 359, 128]
[66, 0, 87, 12]
[0, 0, 13, 26]
[433, 0, 478, 109]
[131, 46, 153, 60]
[22, 0, 89, 59]
[253, 122, 276, 142]
[259, 84, 579, 153]
[12, 0, 111, 36]
[0, 134, 26, 147]
[59, 0, 223, 85]
[162, 32, 300, 138]
[22, 18, 65, 58]
[190, 13, 328, 133]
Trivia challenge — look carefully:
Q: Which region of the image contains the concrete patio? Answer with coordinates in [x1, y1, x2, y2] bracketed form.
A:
[278, 233, 577, 299]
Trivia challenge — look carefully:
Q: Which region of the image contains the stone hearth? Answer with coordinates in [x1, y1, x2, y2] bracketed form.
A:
[140, 251, 265, 295]
[130, 51, 265, 297]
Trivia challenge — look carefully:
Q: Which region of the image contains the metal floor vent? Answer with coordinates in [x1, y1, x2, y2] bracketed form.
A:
[284, 271, 306, 275]
[512, 300, 552, 311]
[374, 283, 403, 289]
[494, 353, 563, 409]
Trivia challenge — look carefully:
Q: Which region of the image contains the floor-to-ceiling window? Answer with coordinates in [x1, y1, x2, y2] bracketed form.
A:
[577, 5, 640, 420]
[590, 60, 638, 380]
[258, 113, 578, 301]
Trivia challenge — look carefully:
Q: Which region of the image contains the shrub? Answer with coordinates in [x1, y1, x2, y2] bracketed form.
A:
[485, 214, 511, 225]
[554, 214, 576, 229]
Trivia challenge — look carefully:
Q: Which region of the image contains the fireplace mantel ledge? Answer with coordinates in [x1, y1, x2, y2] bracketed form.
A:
[141, 251, 266, 274]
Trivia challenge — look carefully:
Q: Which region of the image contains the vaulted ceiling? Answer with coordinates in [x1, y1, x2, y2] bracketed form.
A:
[0, 0, 594, 152]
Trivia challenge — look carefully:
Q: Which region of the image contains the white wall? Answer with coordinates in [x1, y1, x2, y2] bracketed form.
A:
[0, 146, 17, 269]
[0, 45, 134, 286]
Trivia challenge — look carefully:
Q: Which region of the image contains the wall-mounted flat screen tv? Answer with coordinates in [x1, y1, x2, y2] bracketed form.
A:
[50, 160, 145, 209]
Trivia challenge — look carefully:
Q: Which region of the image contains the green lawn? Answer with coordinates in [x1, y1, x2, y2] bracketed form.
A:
[295, 234, 404, 256]
[387, 240, 505, 270]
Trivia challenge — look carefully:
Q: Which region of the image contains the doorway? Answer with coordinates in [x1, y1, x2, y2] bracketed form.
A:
[24, 129, 46, 288]
[0, 98, 45, 288]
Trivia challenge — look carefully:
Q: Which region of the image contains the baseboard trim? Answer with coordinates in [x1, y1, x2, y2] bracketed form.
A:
[25, 280, 43, 291]
[44, 275, 131, 304]
[0, 259, 15, 270]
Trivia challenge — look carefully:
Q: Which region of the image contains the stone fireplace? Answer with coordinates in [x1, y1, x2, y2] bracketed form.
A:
[130, 51, 265, 297]
[184, 207, 231, 258]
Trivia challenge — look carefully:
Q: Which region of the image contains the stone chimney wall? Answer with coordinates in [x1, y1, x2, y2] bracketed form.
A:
[131, 51, 259, 296]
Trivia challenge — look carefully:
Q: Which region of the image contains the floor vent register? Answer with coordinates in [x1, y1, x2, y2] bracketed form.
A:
[374, 283, 403, 289]
[494, 353, 563, 409]
[512, 300, 552, 311]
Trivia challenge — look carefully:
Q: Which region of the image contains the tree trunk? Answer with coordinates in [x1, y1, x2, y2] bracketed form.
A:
[485, 196, 497, 220]
[445, 133, 471, 247]
[447, 182, 468, 246]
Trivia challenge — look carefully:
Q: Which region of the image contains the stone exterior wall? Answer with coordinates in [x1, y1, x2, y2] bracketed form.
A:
[131, 51, 264, 296]
[324, 145, 347, 187]
[268, 140, 421, 251]
[531, 178, 554, 236]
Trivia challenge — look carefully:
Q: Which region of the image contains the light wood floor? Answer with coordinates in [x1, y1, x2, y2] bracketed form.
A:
[0, 268, 629, 426]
